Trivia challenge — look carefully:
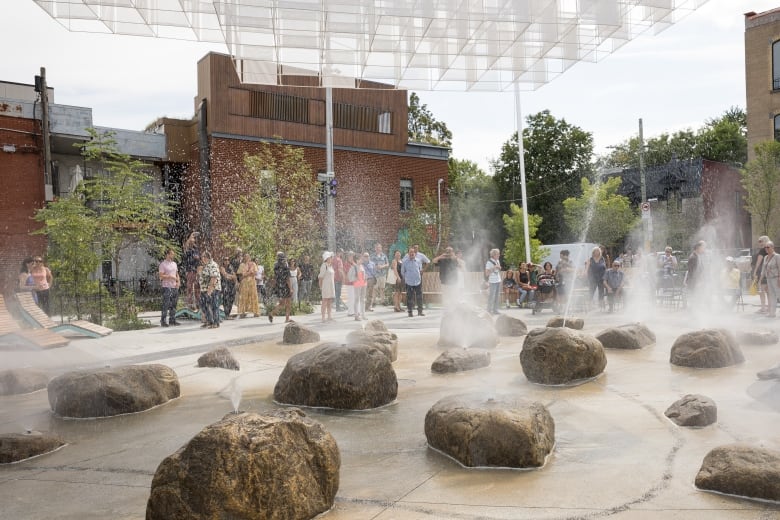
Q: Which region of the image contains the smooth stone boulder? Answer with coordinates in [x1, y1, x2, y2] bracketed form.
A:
[546, 317, 584, 330]
[439, 305, 498, 349]
[595, 323, 656, 350]
[363, 320, 388, 333]
[197, 347, 240, 370]
[695, 443, 780, 501]
[48, 364, 180, 418]
[670, 329, 744, 368]
[665, 394, 717, 427]
[431, 349, 491, 373]
[346, 328, 398, 362]
[0, 431, 65, 463]
[0, 369, 49, 396]
[424, 394, 555, 468]
[146, 409, 339, 520]
[736, 330, 779, 346]
[495, 314, 528, 336]
[520, 327, 607, 385]
[274, 342, 397, 409]
[757, 365, 780, 381]
[282, 320, 321, 344]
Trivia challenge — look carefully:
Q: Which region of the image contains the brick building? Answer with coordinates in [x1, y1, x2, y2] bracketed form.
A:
[745, 8, 780, 160]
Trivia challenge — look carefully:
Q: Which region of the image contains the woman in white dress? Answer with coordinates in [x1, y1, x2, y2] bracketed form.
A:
[319, 251, 336, 322]
[289, 259, 300, 306]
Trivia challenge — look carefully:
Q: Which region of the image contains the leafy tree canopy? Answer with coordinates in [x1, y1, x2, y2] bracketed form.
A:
[741, 140, 780, 237]
[447, 158, 503, 256]
[408, 92, 452, 148]
[502, 203, 547, 266]
[562, 177, 638, 249]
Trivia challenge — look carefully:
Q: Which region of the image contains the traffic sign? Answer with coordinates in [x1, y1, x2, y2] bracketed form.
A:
[641, 202, 650, 212]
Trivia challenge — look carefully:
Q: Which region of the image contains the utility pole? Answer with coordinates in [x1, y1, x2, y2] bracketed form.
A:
[325, 86, 335, 251]
[38, 68, 52, 193]
[638, 118, 651, 252]
[639, 118, 646, 203]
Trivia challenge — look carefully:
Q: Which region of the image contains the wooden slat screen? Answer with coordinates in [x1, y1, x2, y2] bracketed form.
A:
[248, 90, 309, 124]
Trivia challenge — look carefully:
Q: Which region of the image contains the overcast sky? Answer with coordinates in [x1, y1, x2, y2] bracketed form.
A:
[3, 0, 776, 172]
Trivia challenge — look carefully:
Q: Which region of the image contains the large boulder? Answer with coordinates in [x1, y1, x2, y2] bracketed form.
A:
[494, 314, 528, 336]
[595, 323, 656, 350]
[282, 321, 321, 345]
[664, 394, 717, 427]
[345, 328, 398, 362]
[736, 330, 779, 346]
[146, 409, 340, 520]
[757, 365, 780, 381]
[439, 305, 498, 349]
[431, 349, 491, 374]
[520, 327, 607, 385]
[695, 444, 780, 501]
[197, 347, 240, 370]
[424, 394, 555, 468]
[0, 369, 49, 396]
[670, 329, 744, 368]
[546, 317, 584, 330]
[363, 320, 388, 333]
[47, 364, 180, 418]
[274, 342, 397, 409]
[0, 431, 65, 463]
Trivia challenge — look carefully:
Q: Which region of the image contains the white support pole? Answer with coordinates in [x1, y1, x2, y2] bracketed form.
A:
[326, 86, 335, 251]
[515, 83, 531, 264]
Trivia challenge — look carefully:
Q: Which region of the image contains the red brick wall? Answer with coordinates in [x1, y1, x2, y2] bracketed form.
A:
[701, 160, 751, 249]
[181, 136, 448, 259]
[0, 115, 47, 295]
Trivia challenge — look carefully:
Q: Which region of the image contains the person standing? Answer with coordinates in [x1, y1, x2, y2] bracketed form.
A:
[343, 251, 356, 316]
[433, 246, 459, 303]
[255, 262, 266, 307]
[18, 257, 36, 302]
[684, 240, 707, 304]
[270, 252, 292, 323]
[199, 251, 221, 329]
[299, 255, 313, 303]
[586, 246, 607, 310]
[401, 248, 424, 317]
[288, 258, 300, 307]
[349, 253, 368, 320]
[29, 256, 53, 316]
[555, 250, 575, 306]
[752, 236, 770, 314]
[182, 232, 201, 310]
[319, 251, 335, 322]
[761, 241, 780, 318]
[484, 248, 502, 315]
[370, 243, 389, 307]
[364, 253, 377, 312]
[237, 253, 261, 317]
[158, 248, 180, 327]
[603, 260, 625, 313]
[333, 249, 346, 311]
[219, 256, 238, 319]
[390, 250, 404, 312]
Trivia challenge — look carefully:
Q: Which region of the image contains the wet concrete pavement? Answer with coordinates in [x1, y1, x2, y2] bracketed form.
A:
[2, 297, 780, 519]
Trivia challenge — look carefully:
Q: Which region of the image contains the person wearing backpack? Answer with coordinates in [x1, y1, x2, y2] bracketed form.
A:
[485, 248, 502, 315]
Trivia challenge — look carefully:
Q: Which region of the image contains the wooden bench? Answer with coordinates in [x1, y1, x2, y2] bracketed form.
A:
[421, 271, 487, 304]
[0, 294, 70, 349]
[15, 292, 112, 338]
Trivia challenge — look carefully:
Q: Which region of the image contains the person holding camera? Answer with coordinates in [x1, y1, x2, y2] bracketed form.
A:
[433, 246, 459, 304]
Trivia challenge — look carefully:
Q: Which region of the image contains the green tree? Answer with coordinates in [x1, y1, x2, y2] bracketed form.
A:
[492, 110, 594, 244]
[562, 177, 638, 249]
[447, 158, 503, 253]
[402, 188, 450, 256]
[224, 142, 322, 270]
[741, 140, 780, 236]
[696, 107, 747, 166]
[502, 203, 547, 266]
[408, 92, 452, 147]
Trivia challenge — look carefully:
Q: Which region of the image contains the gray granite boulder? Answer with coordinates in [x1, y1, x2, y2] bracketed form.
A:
[439, 304, 498, 349]
[494, 314, 528, 336]
[146, 409, 340, 520]
[282, 320, 321, 345]
[757, 365, 780, 381]
[431, 349, 491, 373]
[0, 431, 65, 463]
[595, 323, 656, 350]
[546, 317, 584, 330]
[736, 330, 779, 346]
[274, 342, 397, 409]
[47, 364, 180, 418]
[665, 394, 717, 427]
[424, 394, 555, 468]
[197, 347, 240, 370]
[695, 443, 780, 501]
[363, 320, 388, 333]
[670, 329, 744, 368]
[520, 327, 607, 385]
[346, 328, 398, 362]
[0, 369, 49, 396]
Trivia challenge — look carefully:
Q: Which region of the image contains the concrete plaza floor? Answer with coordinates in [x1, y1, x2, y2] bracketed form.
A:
[1, 296, 780, 520]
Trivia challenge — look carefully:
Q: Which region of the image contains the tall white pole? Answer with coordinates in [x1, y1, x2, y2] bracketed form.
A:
[515, 83, 531, 264]
[326, 86, 335, 251]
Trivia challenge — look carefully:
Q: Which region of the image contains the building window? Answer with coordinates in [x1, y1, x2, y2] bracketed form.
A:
[334, 102, 392, 133]
[774, 114, 780, 142]
[400, 179, 413, 211]
[248, 90, 309, 124]
[774, 40, 780, 90]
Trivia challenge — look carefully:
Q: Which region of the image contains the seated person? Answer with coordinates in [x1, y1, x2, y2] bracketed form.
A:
[603, 260, 625, 312]
[536, 262, 557, 304]
[502, 268, 517, 308]
[516, 262, 536, 307]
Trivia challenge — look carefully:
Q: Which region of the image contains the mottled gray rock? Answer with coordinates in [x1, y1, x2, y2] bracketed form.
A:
[595, 323, 656, 350]
[670, 329, 744, 368]
[546, 317, 584, 330]
[274, 342, 397, 409]
[494, 314, 528, 336]
[756, 365, 780, 381]
[695, 443, 780, 501]
[197, 347, 240, 370]
[520, 327, 607, 385]
[363, 320, 388, 333]
[425, 394, 555, 468]
[0, 369, 48, 396]
[282, 320, 321, 345]
[146, 409, 339, 520]
[346, 328, 398, 362]
[439, 305, 498, 349]
[431, 349, 491, 373]
[665, 394, 717, 427]
[47, 364, 180, 418]
[736, 330, 779, 346]
[0, 431, 65, 464]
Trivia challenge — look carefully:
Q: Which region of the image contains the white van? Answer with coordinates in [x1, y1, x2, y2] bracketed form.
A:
[539, 243, 598, 269]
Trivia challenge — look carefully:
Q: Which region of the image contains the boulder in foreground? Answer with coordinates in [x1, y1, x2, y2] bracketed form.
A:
[695, 443, 780, 501]
[282, 321, 321, 345]
[595, 323, 655, 350]
[431, 349, 490, 373]
[0, 431, 65, 464]
[664, 394, 717, 427]
[197, 347, 240, 370]
[520, 327, 606, 385]
[670, 329, 744, 368]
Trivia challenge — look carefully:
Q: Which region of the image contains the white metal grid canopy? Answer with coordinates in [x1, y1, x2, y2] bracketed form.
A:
[33, 0, 708, 90]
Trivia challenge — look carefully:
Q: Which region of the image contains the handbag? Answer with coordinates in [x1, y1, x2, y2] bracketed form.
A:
[386, 268, 397, 285]
[749, 279, 758, 296]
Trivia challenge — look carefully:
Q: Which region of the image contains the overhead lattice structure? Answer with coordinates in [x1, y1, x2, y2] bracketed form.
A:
[33, 0, 708, 90]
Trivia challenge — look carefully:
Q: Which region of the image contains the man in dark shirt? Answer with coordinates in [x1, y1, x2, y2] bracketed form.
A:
[433, 247, 459, 303]
[299, 255, 314, 303]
